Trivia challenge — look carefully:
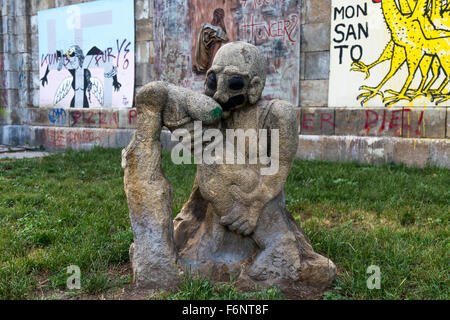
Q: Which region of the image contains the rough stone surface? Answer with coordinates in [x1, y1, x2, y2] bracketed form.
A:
[300, 80, 329, 107]
[0, 125, 31, 145]
[304, 51, 330, 80]
[27, 108, 56, 127]
[430, 139, 450, 168]
[297, 135, 449, 168]
[447, 108, 450, 139]
[302, 0, 331, 24]
[402, 108, 447, 139]
[19, 126, 134, 151]
[301, 23, 330, 52]
[393, 138, 431, 168]
[124, 42, 336, 298]
[0, 150, 50, 160]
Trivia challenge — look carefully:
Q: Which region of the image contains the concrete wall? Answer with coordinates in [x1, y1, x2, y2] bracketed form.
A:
[0, 0, 448, 168]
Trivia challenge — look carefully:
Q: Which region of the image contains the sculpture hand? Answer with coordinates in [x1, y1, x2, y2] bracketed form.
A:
[220, 185, 265, 236]
[220, 185, 264, 236]
[220, 204, 262, 236]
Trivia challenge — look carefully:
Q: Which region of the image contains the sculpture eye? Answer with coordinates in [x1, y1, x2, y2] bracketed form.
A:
[229, 76, 245, 90]
[206, 72, 217, 91]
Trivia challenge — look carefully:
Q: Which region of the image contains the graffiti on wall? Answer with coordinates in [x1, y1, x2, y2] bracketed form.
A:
[38, 0, 135, 109]
[43, 128, 104, 149]
[35, 107, 138, 129]
[329, 0, 450, 107]
[301, 108, 433, 137]
[154, 0, 300, 106]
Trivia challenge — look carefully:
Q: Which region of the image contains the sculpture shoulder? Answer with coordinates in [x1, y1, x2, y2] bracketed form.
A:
[263, 99, 298, 124]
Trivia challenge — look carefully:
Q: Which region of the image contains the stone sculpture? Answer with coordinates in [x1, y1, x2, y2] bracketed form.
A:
[122, 42, 336, 298]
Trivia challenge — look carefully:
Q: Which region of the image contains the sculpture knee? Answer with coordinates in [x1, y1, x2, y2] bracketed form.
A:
[136, 81, 169, 114]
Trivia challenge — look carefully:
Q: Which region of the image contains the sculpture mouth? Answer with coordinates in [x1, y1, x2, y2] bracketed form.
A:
[220, 95, 246, 111]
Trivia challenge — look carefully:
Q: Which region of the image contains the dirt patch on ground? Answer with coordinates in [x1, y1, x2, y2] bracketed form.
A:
[34, 263, 156, 300]
[74, 286, 157, 300]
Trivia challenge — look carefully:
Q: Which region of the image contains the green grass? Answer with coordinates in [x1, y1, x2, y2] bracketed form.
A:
[0, 147, 448, 300]
[154, 275, 284, 300]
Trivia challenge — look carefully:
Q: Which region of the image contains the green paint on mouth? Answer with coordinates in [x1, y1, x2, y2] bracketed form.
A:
[204, 107, 223, 121]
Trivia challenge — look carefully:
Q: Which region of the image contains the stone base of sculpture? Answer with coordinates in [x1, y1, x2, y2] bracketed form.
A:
[174, 182, 336, 298]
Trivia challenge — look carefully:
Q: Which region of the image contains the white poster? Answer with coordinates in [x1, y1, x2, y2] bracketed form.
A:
[38, 0, 135, 109]
[329, 0, 450, 108]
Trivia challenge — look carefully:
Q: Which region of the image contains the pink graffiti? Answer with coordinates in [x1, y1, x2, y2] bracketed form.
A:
[71, 110, 119, 127]
[43, 129, 102, 149]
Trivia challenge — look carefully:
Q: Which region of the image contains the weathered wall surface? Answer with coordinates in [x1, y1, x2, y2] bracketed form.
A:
[1, 0, 29, 130]
[154, 0, 300, 105]
[0, 0, 448, 168]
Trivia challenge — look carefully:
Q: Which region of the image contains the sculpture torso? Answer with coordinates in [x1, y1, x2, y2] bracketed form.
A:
[197, 100, 266, 217]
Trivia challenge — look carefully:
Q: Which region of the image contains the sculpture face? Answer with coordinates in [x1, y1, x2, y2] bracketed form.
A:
[205, 67, 249, 113]
[205, 42, 267, 118]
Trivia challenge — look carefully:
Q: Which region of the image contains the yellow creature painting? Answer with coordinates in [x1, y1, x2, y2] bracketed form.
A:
[351, 0, 450, 106]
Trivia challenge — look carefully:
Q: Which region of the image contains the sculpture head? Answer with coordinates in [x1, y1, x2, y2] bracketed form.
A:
[204, 42, 266, 118]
